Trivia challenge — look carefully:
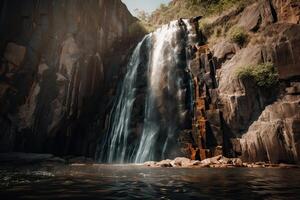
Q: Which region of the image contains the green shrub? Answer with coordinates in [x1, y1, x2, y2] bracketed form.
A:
[136, 0, 252, 30]
[236, 62, 279, 88]
[229, 26, 248, 46]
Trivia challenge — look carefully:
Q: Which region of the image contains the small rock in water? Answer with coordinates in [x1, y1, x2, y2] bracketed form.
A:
[232, 158, 243, 167]
[143, 156, 298, 168]
[172, 157, 193, 167]
[157, 159, 173, 167]
[201, 155, 223, 165]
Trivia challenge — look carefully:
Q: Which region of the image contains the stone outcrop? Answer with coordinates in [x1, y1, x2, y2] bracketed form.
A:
[218, 45, 278, 135]
[196, 0, 300, 163]
[178, 0, 300, 164]
[237, 1, 277, 32]
[0, 0, 145, 156]
[239, 94, 300, 163]
[144, 156, 299, 168]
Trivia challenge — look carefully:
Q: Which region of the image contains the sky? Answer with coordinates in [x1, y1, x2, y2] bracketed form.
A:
[121, 0, 171, 16]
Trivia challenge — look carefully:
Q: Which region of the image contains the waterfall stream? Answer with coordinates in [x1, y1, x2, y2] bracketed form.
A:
[98, 20, 197, 163]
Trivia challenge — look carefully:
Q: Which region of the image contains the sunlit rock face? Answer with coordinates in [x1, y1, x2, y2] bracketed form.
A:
[239, 94, 300, 163]
[213, 0, 300, 163]
[97, 20, 196, 163]
[0, 0, 144, 156]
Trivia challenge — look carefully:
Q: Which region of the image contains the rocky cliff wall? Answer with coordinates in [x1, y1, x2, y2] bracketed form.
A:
[0, 0, 145, 157]
[205, 0, 300, 163]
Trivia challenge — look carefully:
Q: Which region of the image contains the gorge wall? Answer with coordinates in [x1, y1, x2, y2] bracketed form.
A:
[0, 0, 145, 157]
[0, 0, 299, 164]
[204, 0, 300, 163]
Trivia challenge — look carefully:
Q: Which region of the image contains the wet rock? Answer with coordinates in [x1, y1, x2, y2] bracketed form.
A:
[143, 156, 298, 168]
[200, 156, 244, 167]
[200, 155, 222, 165]
[232, 158, 243, 167]
[157, 159, 173, 168]
[171, 157, 201, 167]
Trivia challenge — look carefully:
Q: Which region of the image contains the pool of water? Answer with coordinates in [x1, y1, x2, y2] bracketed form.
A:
[0, 164, 300, 199]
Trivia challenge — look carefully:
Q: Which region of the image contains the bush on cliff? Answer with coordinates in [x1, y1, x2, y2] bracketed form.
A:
[236, 62, 279, 88]
[228, 26, 248, 46]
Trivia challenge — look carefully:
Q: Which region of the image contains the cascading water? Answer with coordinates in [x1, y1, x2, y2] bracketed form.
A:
[97, 19, 198, 163]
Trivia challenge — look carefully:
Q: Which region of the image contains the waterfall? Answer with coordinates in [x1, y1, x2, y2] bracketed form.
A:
[98, 20, 196, 163]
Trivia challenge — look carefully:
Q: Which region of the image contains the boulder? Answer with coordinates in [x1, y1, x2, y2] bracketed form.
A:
[237, 1, 276, 31]
[238, 3, 261, 31]
[156, 159, 173, 167]
[201, 155, 223, 165]
[212, 39, 237, 66]
[171, 157, 201, 167]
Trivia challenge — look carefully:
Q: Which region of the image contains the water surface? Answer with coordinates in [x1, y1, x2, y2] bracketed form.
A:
[1, 164, 300, 199]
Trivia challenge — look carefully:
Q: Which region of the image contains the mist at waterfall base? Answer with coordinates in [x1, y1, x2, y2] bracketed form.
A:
[97, 20, 195, 163]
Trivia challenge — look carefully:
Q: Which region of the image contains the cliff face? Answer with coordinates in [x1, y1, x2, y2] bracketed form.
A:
[0, 0, 144, 157]
[207, 0, 300, 163]
[0, 0, 299, 164]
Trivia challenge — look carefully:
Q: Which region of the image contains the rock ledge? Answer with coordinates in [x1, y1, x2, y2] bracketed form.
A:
[144, 156, 299, 168]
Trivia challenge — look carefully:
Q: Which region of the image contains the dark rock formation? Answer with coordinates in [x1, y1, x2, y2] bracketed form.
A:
[0, 0, 145, 157]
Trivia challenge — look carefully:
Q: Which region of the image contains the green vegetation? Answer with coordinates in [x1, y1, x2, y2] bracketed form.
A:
[228, 26, 248, 46]
[136, 0, 251, 32]
[236, 62, 279, 88]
